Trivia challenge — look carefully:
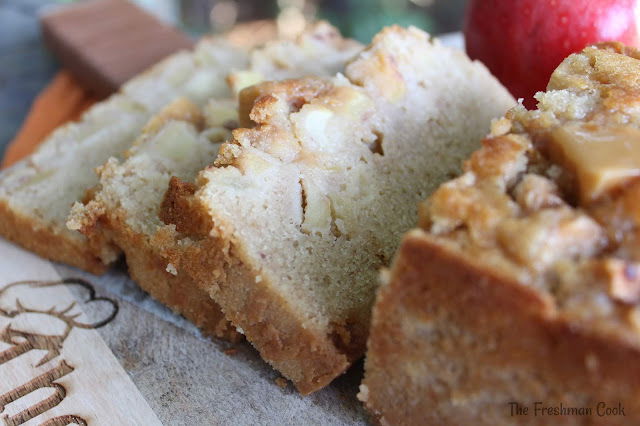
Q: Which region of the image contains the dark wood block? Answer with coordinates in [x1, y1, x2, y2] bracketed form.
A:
[41, 0, 194, 98]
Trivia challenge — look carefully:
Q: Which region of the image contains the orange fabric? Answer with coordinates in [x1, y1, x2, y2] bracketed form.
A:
[2, 71, 97, 168]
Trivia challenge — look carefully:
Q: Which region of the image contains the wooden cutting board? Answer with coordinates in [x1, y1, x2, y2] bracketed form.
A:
[0, 238, 367, 425]
[40, 0, 193, 99]
[0, 239, 161, 425]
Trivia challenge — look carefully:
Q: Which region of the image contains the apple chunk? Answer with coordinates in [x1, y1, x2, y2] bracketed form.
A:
[549, 123, 640, 202]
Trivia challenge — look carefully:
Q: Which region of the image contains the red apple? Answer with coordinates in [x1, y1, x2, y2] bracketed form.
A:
[464, 0, 640, 108]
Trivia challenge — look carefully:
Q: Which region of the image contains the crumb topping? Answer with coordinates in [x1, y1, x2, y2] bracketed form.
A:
[422, 43, 640, 339]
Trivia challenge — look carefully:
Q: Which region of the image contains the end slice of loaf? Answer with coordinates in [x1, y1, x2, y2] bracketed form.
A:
[360, 43, 640, 425]
[161, 26, 514, 394]
[68, 98, 241, 340]
[0, 37, 249, 273]
[67, 24, 362, 339]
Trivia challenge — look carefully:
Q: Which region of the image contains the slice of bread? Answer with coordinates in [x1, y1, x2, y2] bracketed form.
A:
[0, 38, 248, 273]
[66, 24, 362, 340]
[160, 26, 514, 394]
[360, 43, 640, 424]
[68, 98, 241, 340]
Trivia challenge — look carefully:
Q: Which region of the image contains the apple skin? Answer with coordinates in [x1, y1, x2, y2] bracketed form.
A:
[465, 0, 639, 107]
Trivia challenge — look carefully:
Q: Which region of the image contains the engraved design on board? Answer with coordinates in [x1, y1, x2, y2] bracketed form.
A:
[0, 278, 118, 426]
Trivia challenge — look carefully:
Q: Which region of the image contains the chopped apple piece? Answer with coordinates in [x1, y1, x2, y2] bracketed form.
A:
[549, 124, 640, 202]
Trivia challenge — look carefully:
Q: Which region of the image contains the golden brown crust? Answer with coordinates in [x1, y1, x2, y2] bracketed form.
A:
[0, 200, 107, 274]
[422, 43, 640, 324]
[361, 231, 640, 425]
[237, 77, 332, 128]
[77, 193, 240, 340]
[105, 212, 241, 341]
[159, 177, 212, 237]
[195, 242, 352, 393]
[237, 83, 271, 128]
[161, 187, 356, 394]
[593, 41, 640, 61]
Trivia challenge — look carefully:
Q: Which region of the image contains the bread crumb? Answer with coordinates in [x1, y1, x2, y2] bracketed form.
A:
[224, 348, 238, 356]
[275, 377, 288, 389]
[357, 384, 369, 402]
[166, 263, 178, 276]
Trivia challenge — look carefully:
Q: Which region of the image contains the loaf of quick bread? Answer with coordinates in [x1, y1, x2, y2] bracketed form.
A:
[67, 23, 362, 340]
[0, 21, 359, 274]
[159, 26, 515, 394]
[360, 43, 640, 425]
[0, 38, 248, 273]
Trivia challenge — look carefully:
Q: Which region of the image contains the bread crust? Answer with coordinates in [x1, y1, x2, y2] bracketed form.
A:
[101, 210, 240, 341]
[361, 230, 640, 425]
[0, 199, 107, 273]
[67, 98, 240, 341]
[71, 189, 239, 340]
[159, 177, 212, 237]
[161, 182, 359, 394]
